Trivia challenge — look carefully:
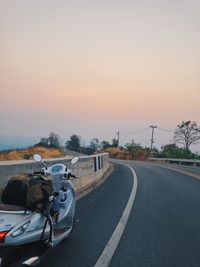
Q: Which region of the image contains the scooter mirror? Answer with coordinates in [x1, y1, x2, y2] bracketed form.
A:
[33, 154, 42, 162]
[71, 156, 79, 165]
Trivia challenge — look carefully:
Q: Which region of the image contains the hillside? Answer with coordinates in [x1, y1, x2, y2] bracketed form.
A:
[0, 146, 65, 161]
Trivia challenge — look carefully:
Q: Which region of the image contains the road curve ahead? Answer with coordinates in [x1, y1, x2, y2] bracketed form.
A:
[37, 163, 134, 267]
[18, 160, 200, 267]
[110, 160, 200, 267]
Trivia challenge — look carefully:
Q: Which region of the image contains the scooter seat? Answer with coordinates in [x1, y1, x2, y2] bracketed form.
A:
[0, 204, 25, 211]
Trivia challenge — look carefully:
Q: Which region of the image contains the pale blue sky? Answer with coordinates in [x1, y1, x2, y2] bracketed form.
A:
[0, 0, 200, 150]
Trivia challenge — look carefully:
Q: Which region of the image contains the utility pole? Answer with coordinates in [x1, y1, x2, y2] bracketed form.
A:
[150, 125, 157, 151]
[116, 131, 120, 147]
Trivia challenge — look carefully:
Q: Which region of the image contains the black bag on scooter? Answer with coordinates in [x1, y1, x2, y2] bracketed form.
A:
[1, 174, 28, 206]
[1, 174, 53, 208]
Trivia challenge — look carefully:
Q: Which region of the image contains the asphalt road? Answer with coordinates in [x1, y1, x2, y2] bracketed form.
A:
[161, 163, 200, 177]
[33, 161, 200, 266]
[37, 163, 133, 267]
[110, 160, 200, 267]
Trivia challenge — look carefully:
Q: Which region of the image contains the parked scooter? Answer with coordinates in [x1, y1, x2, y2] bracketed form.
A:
[0, 154, 79, 266]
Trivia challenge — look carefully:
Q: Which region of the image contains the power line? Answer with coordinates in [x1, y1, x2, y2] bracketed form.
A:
[157, 127, 174, 133]
[118, 126, 176, 149]
[154, 137, 173, 144]
[121, 127, 150, 135]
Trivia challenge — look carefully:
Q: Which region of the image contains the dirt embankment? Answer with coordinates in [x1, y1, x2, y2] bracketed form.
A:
[104, 147, 148, 161]
[0, 146, 65, 161]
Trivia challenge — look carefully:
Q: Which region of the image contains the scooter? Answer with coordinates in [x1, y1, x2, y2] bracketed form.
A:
[0, 154, 79, 267]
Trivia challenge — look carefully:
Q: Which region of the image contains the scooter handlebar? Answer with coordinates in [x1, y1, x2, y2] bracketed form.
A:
[33, 171, 45, 175]
[70, 174, 77, 178]
[64, 172, 77, 179]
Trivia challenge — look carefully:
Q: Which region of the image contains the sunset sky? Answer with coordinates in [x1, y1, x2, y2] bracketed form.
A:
[1, 0, 200, 151]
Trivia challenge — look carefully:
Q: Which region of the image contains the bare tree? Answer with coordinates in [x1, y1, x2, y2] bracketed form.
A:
[174, 121, 200, 151]
[90, 138, 100, 151]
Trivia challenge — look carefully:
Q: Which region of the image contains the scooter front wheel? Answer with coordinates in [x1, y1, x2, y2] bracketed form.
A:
[0, 247, 23, 267]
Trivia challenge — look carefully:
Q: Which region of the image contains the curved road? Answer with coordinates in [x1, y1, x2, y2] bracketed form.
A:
[36, 160, 200, 267]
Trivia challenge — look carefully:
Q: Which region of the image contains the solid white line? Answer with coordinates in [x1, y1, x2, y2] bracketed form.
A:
[94, 163, 138, 267]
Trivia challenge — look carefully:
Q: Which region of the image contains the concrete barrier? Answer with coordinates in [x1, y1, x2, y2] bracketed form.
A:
[0, 153, 111, 199]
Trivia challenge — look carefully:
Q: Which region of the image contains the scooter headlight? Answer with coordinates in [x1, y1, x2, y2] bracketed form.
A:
[11, 221, 30, 238]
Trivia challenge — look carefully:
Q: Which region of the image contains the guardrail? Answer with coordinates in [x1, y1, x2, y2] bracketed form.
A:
[148, 157, 200, 167]
[0, 153, 111, 198]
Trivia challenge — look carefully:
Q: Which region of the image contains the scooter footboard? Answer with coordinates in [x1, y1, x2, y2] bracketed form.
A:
[56, 196, 76, 228]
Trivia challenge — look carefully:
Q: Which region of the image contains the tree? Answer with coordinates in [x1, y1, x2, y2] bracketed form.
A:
[124, 139, 142, 155]
[160, 144, 179, 158]
[35, 132, 60, 148]
[36, 137, 49, 147]
[80, 138, 100, 155]
[100, 140, 111, 150]
[174, 121, 200, 151]
[65, 134, 81, 152]
[90, 138, 100, 151]
[48, 132, 60, 148]
[124, 139, 151, 160]
[112, 138, 119, 148]
[161, 143, 198, 159]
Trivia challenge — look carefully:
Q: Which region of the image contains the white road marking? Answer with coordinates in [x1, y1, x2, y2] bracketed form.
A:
[94, 162, 138, 267]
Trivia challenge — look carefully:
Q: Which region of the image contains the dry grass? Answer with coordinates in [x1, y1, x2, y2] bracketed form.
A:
[0, 146, 65, 161]
[104, 147, 132, 160]
[104, 147, 149, 161]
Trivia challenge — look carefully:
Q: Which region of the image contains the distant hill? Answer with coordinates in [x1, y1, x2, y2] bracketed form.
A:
[0, 134, 40, 151]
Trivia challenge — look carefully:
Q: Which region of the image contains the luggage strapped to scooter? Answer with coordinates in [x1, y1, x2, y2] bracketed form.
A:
[1, 173, 54, 209]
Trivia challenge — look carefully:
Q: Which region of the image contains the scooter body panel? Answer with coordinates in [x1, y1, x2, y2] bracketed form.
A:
[0, 183, 76, 247]
[2, 212, 49, 246]
[0, 155, 78, 265]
